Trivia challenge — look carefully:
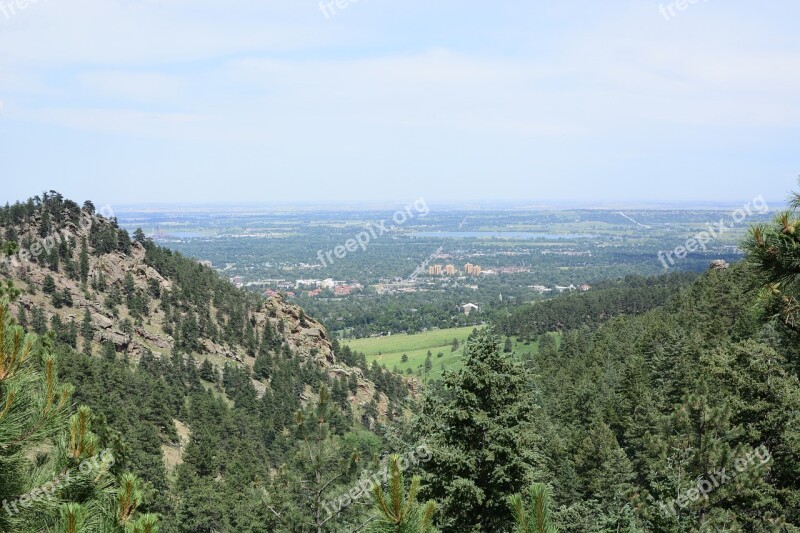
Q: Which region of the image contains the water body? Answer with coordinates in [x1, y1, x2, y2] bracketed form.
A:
[410, 231, 596, 240]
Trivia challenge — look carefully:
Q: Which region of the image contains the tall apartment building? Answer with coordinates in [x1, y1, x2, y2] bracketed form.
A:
[464, 263, 482, 276]
[428, 264, 443, 275]
[445, 264, 456, 275]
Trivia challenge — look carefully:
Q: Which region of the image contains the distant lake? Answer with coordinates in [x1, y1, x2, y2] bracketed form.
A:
[410, 231, 596, 240]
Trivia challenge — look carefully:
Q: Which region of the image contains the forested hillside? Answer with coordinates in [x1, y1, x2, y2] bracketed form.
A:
[3, 190, 800, 532]
[497, 272, 698, 339]
[0, 192, 412, 531]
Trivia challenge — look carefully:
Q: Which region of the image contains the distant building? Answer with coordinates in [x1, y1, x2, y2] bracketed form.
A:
[334, 285, 357, 296]
[464, 263, 482, 276]
[497, 266, 530, 274]
[579, 284, 592, 292]
[428, 265, 443, 275]
[462, 303, 480, 315]
[555, 284, 577, 293]
[308, 288, 322, 297]
[230, 276, 244, 288]
[530, 285, 552, 294]
[445, 264, 456, 276]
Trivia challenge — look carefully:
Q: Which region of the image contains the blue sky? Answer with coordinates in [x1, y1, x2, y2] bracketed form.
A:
[0, 0, 798, 205]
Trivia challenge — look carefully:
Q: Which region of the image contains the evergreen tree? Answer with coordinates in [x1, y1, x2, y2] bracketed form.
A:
[262, 386, 359, 531]
[79, 236, 90, 284]
[0, 298, 156, 532]
[368, 454, 437, 533]
[15, 306, 27, 328]
[504, 337, 513, 353]
[199, 359, 217, 382]
[43, 274, 56, 295]
[103, 341, 117, 362]
[508, 483, 559, 533]
[31, 306, 47, 335]
[416, 330, 547, 532]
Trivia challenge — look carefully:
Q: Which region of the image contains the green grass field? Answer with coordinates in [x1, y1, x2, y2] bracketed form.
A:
[343, 326, 559, 381]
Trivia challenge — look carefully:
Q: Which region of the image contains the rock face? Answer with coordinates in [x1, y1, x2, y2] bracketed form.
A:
[709, 259, 730, 271]
[254, 297, 335, 366]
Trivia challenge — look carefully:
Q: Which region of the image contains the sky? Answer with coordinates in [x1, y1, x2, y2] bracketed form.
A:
[0, 0, 798, 206]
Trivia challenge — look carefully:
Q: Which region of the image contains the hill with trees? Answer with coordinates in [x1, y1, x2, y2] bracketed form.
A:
[3, 188, 800, 531]
[0, 192, 411, 531]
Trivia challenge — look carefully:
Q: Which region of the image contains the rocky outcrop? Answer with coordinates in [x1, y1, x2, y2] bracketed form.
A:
[200, 338, 243, 363]
[255, 296, 336, 366]
[135, 326, 172, 349]
[709, 259, 730, 271]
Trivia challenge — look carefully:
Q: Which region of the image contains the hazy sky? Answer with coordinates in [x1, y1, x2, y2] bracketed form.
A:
[0, 0, 798, 205]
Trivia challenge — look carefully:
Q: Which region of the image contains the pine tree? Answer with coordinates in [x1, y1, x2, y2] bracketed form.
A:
[15, 306, 27, 329]
[262, 386, 359, 532]
[0, 297, 157, 531]
[79, 236, 90, 285]
[368, 454, 437, 533]
[253, 351, 272, 380]
[504, 337, 513, 353]
[31, 306, 47, 335]
[103, 341, 117, 362]
[81, 309, 94, 341]
[199, 359, 216, 382]
[43, 274, 56, 295]
[416, 330, 547, 532]
[508, 483, 559, 533]
[744, 181, 800, 329]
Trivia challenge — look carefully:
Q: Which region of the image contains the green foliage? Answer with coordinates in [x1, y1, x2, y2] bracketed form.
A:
[262, 385, 361, 531]
[744, 181, 800, 331]
[43, 274, 57, 295]
[369, 454, 437, 533]
[416, 330, 547, 532]
[508, 483, 558, 533]
[498, 272, 696, 339]
[0, 299, 156, 532]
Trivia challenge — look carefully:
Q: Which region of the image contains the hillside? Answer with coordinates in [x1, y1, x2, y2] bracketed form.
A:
[497, 271, 698, 338]
[0, 192, 410, 531]
[3, 191, 799, 532]
[0, 192, 398, 410]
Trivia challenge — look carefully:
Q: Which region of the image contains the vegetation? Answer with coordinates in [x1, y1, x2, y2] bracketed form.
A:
[369, 455, 437, 533]
[0, 294, 155, 532]
[1, 189, 800, 531]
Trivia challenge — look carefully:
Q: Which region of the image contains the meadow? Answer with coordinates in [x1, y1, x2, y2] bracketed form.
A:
[343, 326, 558, 380]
